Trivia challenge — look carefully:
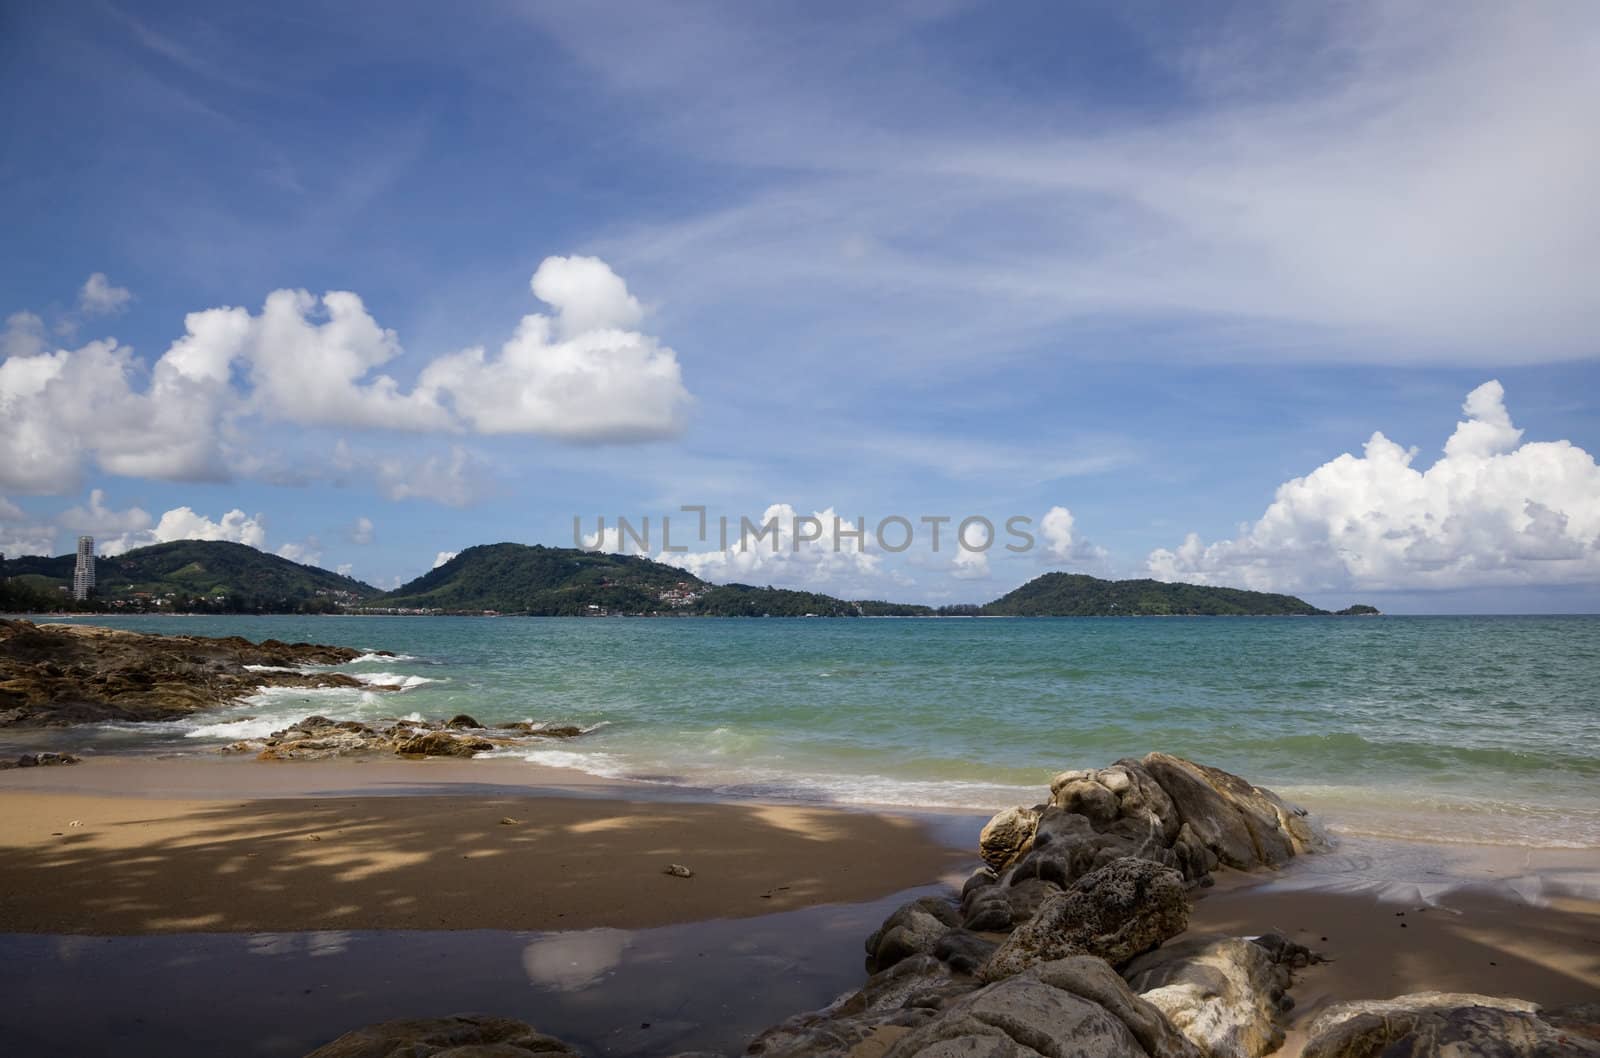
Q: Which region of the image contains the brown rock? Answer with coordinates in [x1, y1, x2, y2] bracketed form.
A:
[981, 858, 1189, 982]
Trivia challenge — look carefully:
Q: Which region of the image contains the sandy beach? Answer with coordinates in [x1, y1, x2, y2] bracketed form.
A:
[0, 758, 971, 934]
[2, 753, 1597, 1057]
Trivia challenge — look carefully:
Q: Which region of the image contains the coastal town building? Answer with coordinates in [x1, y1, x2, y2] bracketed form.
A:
[72, 536, 95, 600]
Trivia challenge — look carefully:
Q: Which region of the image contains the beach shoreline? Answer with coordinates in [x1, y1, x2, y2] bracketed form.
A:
[2, 752, 1597, 1057]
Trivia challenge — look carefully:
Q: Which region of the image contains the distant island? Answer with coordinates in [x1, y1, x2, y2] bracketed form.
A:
[1, 539, 1378, 618]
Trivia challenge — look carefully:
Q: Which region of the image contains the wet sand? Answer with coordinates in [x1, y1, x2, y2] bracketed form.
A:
[1186, 834, 1600, 1053]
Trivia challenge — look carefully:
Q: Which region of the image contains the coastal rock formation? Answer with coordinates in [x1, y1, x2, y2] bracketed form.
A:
[0, 751, 80, 769]
[0, 619, 385, 726]
[880, 958, 1203, 1058]
[247, 714, 587, 761]
[1300, 993, 1600, 1058]
[745, 755, 1327, 1058]
[1123, 935, 1315, 1058]
[980, 754, 1324, 896]
[980, 858, 1190, 981]
[303, 1013, 580, 1057]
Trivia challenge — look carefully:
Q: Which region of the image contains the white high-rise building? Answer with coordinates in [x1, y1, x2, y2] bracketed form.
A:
[73, 536, 95, 601]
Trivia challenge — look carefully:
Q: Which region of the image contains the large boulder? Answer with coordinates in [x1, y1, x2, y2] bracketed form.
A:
[865, 896, 966, 972]
[1124, 935, 1311, 1058]
[880, 957, 1201, 1058]
[979, 806, 1040, 873]
[303, 1013, 579, 1057]
[1300, 994, 1600, 1058]
[395, 731, 495, 758]
[1138, 753, 1321, 870]
[975, 755, 1319, 893]
[981, 858, 1188, 982]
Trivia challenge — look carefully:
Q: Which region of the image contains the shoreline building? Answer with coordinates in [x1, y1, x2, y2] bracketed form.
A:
[73, 536, 95, 601]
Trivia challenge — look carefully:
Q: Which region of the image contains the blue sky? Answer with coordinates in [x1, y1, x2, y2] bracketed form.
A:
[2, 0, 1597, 612]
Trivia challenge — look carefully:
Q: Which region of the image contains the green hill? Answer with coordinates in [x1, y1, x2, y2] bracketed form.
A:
[1, 540, 377, 613]
[376, 544, 937, 616]
[377, 543, 701, 614]
[982, 572, 1330, 616]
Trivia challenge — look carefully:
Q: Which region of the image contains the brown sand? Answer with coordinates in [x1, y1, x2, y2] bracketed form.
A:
[0, 788, 967, 934]
[3, 754, 1596, 1055]
[1187, 877, 1600, 1053]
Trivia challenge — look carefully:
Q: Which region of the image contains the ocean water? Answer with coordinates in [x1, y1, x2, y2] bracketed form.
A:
[24, 614, 1600, 849]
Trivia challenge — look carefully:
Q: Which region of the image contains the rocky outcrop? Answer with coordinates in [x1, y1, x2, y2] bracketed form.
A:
[1123, 935, 1315, 1058]
[0, 619, 387, 726]
[247, 714, 582, 761]
[879, 958, 1203, 1058]
[303, 1013, 580, 1057]
[0, 751, 80, 769]
[1300, 994, 1600, 1058]
[981, 858, 1189, 981]
[980, 755, 1324, 899]
[742, 755, 1330, 1058]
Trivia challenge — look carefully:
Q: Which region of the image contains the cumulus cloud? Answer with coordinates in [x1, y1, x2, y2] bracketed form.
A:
[348, 516, 375, 545]
[951, 546, 990, 580]
[78, 273, 132, 315]
[1038, 506, 1108, 567]
[432, 550, 458, 569]
[100, 505, 268, 557]
[418, 256, 690, 442]
[0, 310, 238, 491]
[1146, 381, 1600, 592]
[0, 256, 692, 495]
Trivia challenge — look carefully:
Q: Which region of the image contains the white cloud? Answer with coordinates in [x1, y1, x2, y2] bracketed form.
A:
[58, 489, 153, 534]
[1038, 505, 1109, 567]
[0, 496, 56, 558]
[0, 256, 692, 495]
[418, 256, 691, 442]
[951, 547, 990, 580]
[78, 273, 132, 316]
[276, 540, 321, 566]
[1147, 381, 1600, 592]
[432, 550, 458, 569]
[100, 506, 268, 557]
[3, 313, 46, 358]
[336, 563, 354, 578]
[348, 516, 375, 545]
[363, 444, 491, 507]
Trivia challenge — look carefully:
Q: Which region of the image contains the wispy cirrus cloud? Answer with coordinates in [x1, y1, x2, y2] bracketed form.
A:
[536, 0, 1598, 367]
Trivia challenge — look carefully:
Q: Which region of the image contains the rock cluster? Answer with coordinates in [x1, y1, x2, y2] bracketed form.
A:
[236, 713, 589, 761]
[750, 755, 1326, 1058]
[0, 751, 81, 770]
[0, 618, 386, 726]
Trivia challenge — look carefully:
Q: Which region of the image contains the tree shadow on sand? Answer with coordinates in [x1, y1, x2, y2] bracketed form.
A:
[0, 789, 968, 935]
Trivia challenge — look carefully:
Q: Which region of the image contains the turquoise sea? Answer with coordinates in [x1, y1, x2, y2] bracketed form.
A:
[28, 614, 1600, 849]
